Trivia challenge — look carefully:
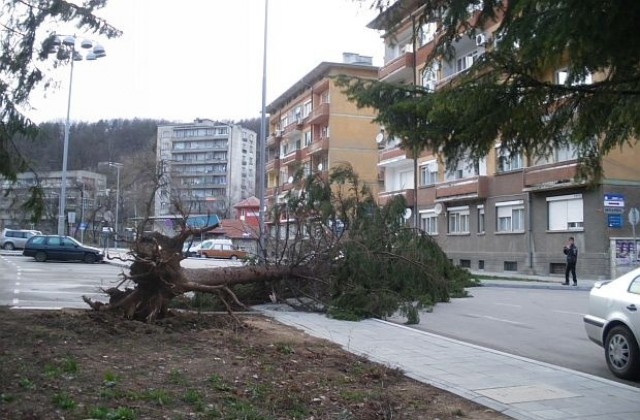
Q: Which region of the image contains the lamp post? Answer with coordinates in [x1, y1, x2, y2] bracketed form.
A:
[49, 34, 106, 236]
[99, 162, 123, 248]
[258, 0, 269, 262]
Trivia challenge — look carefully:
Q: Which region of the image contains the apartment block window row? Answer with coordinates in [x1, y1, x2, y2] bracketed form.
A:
[174, 127, 228, 138]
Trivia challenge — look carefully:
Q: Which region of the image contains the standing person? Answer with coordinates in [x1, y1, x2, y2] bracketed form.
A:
[563, 236, 578, 286]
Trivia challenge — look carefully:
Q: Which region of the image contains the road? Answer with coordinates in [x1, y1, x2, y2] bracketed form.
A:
[391, 285, 640, 388]
[0, 251, 119, 309]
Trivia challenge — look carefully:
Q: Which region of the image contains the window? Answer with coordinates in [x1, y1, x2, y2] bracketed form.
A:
[456, 50, 479, 73]
[496, 200, 525, 232]
[497, 147, 523, 172]
[448, 206, 470, 234]
[547, 194, 584, 231]
[420, 161, 438, 186]
[420, 22, 437, 45]
[460, 259, 471, 268]
[478, 260, 485, 270]
[303, 101, 312, 118]
[445, 157, 485, 181]
[303, 131, 312, 147]
[477, 205, 485, 234]
[422, 64, 438, 92]
[504, 261, 518, 271]
[420, 210, 438, 235]
[556, 69, 593, 86]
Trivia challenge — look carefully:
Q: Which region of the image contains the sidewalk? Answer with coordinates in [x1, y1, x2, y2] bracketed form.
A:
[255, 304, 640, 420]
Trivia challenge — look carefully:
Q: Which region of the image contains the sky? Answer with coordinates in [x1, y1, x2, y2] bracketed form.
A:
[27, 0, 384, 124]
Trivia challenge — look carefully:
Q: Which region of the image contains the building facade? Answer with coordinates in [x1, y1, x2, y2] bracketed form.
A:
[369, 1, 640, 279]
[155, 119, 257, 219]
[264, 54, 381, 210]
[0, 170, 107, 236]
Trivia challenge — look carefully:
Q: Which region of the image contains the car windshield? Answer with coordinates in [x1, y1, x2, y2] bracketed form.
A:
[61, 237, 82, 246]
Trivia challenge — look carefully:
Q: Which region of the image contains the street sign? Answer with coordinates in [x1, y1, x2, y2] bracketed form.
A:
[604, 207, 624, 214]
[629, 208, 640, 226]
[604, 194, 625, 208]
[608, 214, 623, 228]
[79, 223, 87, 231]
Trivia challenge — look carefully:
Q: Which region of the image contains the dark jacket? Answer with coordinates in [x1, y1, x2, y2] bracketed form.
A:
[564, 244, 578, 264]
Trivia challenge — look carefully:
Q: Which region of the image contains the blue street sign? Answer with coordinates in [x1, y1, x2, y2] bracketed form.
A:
[608, 214, 623, 228]
[79, 222, 88, 230]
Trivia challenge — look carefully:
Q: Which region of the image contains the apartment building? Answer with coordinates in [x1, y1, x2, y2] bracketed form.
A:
[264, 54, 381, 209]
[368, 1, 640, 279]
[0, 170, 107, 234]
[155, 119, 257, 219]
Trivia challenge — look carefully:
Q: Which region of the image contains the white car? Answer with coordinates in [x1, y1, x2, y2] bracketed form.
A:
[583, 267, 640, 380]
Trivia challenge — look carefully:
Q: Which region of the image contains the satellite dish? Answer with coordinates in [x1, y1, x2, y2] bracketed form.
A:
[317, 163, 323, 171]
[433, 203, 444, 215]
[402, 208, 412, 220]
[375, 132, 385, 144]
[287, 176, 294, 184]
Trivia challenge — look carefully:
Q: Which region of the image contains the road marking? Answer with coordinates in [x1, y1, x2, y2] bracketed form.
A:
[552, 309, 584, 316]
[478, 315, 524, 326]
[492, 302, 521, 308]
[12, 298, 19, 305]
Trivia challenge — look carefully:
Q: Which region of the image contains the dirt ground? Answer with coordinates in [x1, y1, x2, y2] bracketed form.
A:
[0, 308, 510, 419]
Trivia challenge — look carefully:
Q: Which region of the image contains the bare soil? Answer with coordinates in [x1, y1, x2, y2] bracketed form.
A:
[0, 308, 510, 419]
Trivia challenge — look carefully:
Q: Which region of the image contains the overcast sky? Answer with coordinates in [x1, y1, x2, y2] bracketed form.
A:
[26, 0, 383, 124]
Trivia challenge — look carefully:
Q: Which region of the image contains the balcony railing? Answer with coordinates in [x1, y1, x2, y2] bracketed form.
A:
[377, 188, 415, 207]
[378, 52, 415, 83]
[280, 150, 302, 166]
[523, 161, 578, 190]
[265, 159, 279, 172]
[307, 102, 330, 125]
[435, 176, 488, 200]
[378, 146, 409, 163]
[307, 137, 329, 155]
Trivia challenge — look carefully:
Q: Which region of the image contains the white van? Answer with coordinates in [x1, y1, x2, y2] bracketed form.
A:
[1, 228, 42, 250]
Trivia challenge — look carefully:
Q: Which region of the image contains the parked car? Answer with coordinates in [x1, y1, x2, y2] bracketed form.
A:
[1, 228, 42, 250]
[198, 239, 247, 260]
[23, 235, 104, 264]
[583, 267, 640, 380]
[182, 241, 203, 258]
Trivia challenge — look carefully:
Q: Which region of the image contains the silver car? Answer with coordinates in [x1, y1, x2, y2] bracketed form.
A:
[584, 267, 640, 380]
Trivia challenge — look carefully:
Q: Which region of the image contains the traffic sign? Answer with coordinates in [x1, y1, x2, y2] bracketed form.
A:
[79, 222, 87, 231]
[604, 194, 625, 208]
[629, 208, 640, 226]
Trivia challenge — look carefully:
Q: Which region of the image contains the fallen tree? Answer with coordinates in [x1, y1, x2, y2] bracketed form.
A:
[83, 165, 477, 322]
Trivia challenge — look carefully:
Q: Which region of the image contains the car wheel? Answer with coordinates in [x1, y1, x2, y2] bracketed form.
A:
[230, 255, 238, 261]
[84, 253, 96, 264]
[605, 325, 640, 380]
[3, 242, 14, 250]
[35, 251, 47, 262]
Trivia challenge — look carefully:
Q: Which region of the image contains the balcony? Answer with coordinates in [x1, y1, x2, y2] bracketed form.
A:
[307, 102, 330, 125]
[267, 134, 279, 147]
[280, 150, 302, 166]
[435, 176, 488, 201]
[523, 161, 579, 191]
[377, 188, 415, 207]
[378, 146, 408, 163]
[265, 158, 280, 172]
[307, 137, 329, 155]
[379, 52, 415, 83]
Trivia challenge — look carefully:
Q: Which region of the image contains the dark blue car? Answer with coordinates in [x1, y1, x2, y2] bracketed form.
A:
[23, 235, 104, 263]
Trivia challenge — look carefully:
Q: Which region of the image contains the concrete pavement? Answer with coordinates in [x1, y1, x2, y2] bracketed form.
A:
[255, 304, 640, 420]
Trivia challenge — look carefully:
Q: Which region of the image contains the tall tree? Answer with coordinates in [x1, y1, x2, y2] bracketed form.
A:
[344, 0, 640, 180]
[0, 0, 120, 219]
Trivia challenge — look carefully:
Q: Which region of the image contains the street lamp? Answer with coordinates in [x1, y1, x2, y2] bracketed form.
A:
[99, 162, 123, 248]
[48, 34, 106, 236]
